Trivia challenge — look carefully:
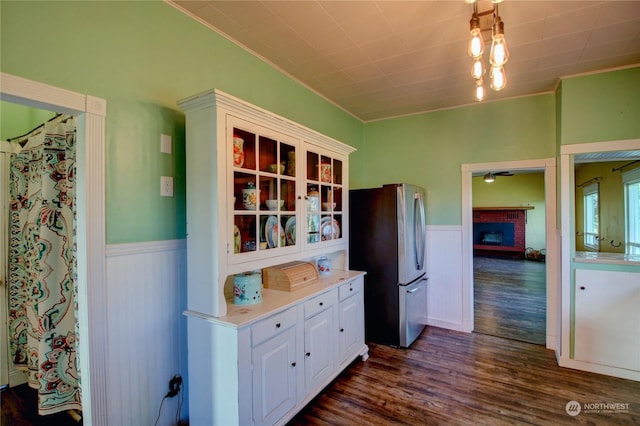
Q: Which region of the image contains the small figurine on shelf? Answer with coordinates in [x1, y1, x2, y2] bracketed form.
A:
[233, 134, 244, 167]
[243, 181, 257, 210]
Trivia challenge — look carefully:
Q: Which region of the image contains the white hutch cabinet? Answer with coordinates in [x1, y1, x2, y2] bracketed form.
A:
[178, 90, 368, 425]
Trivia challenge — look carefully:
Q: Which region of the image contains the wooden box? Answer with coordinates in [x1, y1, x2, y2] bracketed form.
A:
[263, 261, 318, 291]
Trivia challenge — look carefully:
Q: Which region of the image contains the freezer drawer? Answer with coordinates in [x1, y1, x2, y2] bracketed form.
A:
[399, 278, 428, 348]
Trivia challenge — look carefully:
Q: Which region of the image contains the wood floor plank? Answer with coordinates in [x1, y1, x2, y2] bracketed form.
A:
[0, 384, 80, 426]
[474, 256, 546, 344]
[289, 327, 640, 425]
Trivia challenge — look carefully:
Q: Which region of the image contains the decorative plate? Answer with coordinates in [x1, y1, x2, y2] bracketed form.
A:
[285, 216, 296, 245]
[320, 217, 340, 241]
[265, 216, 279, 248]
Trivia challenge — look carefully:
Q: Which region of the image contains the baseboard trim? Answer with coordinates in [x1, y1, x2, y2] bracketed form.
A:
[559, 356, 640, 381]
[106, 239, 186, 257]
[427, 318, 468, 333]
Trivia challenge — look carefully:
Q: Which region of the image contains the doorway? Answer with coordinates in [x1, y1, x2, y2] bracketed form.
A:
[0, 72, 107, 425]
[461, 158, 559, 351]
[472, 171, 546, 345]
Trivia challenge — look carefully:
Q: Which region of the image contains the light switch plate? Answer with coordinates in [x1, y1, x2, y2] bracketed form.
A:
[161, 176, 174, 197]
[161, 134, 172, 154]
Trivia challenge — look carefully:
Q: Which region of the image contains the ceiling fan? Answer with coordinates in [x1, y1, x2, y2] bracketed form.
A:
[483, 171, 513, 182]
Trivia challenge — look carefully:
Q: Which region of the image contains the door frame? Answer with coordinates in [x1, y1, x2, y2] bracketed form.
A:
[0, 142, 12, 387]
[0, 72, 107, 425]
[461, 158, 559, 350]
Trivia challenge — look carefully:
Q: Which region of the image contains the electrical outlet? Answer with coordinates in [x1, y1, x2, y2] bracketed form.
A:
[161, 176, 174, 197]
[166, 374, 182, 398]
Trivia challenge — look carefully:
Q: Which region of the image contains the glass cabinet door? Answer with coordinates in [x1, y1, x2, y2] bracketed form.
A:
[305, 147, 344, 248]
[230, 120, 299, 262]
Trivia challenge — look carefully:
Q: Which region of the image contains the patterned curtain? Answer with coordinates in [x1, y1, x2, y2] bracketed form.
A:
[8, 116, 81, 415]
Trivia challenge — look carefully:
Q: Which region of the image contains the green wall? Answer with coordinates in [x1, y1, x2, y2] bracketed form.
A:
[472, 173, 546, 250]
[1, 0, 362, 244]
[358, 94, 556, 225]
[3, 1, 637, 238]
[0, 102, 57, 140]
[560, 67, 640, 144]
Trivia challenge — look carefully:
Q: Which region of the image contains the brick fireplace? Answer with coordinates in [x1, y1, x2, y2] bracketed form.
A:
[473, 207, 533, 258]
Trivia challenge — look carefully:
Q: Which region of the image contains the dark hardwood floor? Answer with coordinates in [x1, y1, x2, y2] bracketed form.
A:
[289, 326, 640, 425]
[474, 256, 546, 345]
[0, 384, 81, 426]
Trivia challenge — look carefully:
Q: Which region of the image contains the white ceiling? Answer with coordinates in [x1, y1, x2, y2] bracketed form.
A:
[168, 0, 640, 122]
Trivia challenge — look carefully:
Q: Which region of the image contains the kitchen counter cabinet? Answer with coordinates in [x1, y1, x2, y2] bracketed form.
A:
[574, 269, 640, 372]
[186, 272, 368, 426]
[179, 89, 363, 425]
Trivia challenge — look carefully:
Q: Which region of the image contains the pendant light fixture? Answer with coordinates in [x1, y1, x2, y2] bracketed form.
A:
[467, 0, 509, 102]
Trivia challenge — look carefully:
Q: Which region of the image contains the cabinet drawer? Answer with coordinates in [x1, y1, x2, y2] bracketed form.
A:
[339, 278, 363, 301]
[303, 289, 338, 319]
[251, 307, 297, 347]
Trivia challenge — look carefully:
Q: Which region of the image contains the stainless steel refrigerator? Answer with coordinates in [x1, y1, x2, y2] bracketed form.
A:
[349, 183, 428, 348]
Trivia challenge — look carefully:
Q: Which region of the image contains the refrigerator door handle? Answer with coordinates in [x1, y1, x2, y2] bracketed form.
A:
[413, 192, 426, 270]
[406, 287, 420, 293]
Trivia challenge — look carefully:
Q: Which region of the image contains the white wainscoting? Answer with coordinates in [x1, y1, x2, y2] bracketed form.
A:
[105, 239, 187, 426]
[426, 226, 466, 332]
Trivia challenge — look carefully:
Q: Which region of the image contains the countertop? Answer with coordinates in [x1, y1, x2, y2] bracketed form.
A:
[574, 251, 640, 265]
[184, 269, 366, 328]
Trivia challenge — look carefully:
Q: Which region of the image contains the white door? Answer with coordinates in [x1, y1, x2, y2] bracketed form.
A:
[304, 308, 334, 392]
[338, 295, 361, 364]
[252, 326, 297, 425]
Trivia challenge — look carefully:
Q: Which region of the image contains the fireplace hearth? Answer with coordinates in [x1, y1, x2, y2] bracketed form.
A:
[473, 207, 532, 258]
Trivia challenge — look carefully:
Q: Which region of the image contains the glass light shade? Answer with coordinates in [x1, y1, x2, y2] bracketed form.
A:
[490, 34, 509, 66]
[484, 173, 495, 183]
[474, 79, 485, 102]
[490, 66, 507, 91]
[468, 28, 484, 58]
[471, 58, 485, 80]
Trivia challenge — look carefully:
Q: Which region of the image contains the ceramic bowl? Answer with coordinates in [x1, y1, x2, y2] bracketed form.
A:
[266, 199, 284, 210]
[267, 163, 285, 174]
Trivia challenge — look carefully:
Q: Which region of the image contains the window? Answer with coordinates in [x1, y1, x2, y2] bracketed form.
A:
[582, 183, 599, 250]
[623, 168, 640, 255]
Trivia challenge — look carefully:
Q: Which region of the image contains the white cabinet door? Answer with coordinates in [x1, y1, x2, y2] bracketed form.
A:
[338, 295, 360, 364]
[252, 327, 297, 425]
[574, 269, 640, 371]
[304, 308, 334, 392]
[337, 278, 365, 365]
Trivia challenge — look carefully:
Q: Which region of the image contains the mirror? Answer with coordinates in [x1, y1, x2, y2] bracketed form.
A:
[574, 151, 640, 253]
